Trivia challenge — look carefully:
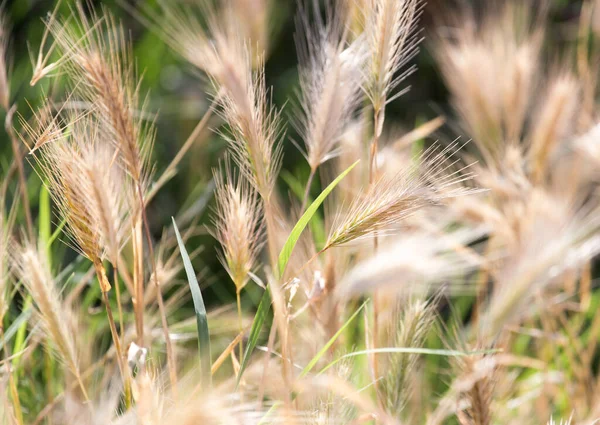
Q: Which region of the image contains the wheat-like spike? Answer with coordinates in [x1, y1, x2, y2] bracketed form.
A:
[326, 142, 475, 249]
[152, 1, 283, 200]
[381, 298, 436, 417]
[482, 189, 600, 338]
[212, 161, 264, 292]
[46, 4, 153, 187]
[29, 109, 131, 278]
[338, 227, 485, 299]
[434, 2, 544, 167]
[10, 242, 85, 396]
[217, 61, 284, 200]
[362, 0, 421, 118]
[529, 73, 579, 184]
[294, 0, 366, 172]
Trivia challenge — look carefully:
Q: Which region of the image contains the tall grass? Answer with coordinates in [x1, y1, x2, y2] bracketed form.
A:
[0, 1, 599, 424]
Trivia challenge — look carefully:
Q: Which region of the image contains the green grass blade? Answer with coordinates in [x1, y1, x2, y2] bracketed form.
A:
[318, 347, 500, 375]
[300, 300, 367, 378]
[48, 218, 66, 248]
[280, 170, 326, 249]
[0, 308, 32, 352]
[277, 160, 359, 277]
[39, 184, 50, 247]
[172, 218, 211, 387]
[235, 285, 270, 388]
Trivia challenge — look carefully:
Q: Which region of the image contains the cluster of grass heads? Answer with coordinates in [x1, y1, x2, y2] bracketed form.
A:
[1, 0, 600, 424]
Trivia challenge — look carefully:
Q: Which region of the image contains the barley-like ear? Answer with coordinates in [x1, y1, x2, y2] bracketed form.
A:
[326, 142, 475, 249]
[380, 298, 436, 417]
[10, 242, 85, 396]
[434, 2, 544, 167]
[529, 73, 579, 184]
[454, 354, 494, 425]
[46, 4, 153, 187]
[32, 111, 131, 273]
[218, 63, 284, 201]
[482, 190, 600, 338]
[337, 227, 484, 299]
[211, 161, 263, 293]
[294, 0, 366, 172]
[362, 0, 421, 125]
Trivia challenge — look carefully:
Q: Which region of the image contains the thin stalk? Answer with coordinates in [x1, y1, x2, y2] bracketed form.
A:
[299, 167, 316, 215]
[96, 266, 125, 378]
[132, 220, 144, 347]
[6, 108, 33, 241]
[369, 105, 382, 409]
[264, 198, 280, 271]
[369, 107, 382, 186]
[236, 289, 243, 364]
[111, 265, 131, 409]
[258, 322, 278, 405]
[136, 184, 178, 395]
[0, 325, 24, 425]
[146, 95, 218, 203]
[113, 265, 124, 342]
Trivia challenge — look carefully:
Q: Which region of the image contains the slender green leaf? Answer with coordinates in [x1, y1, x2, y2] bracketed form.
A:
[39, 185, 51, 247]
[172, 218, 211, 387]
[300, 300, 367, 378]
[235, 285, 271, 388]
[48, 219, 66, 248]
[318, 347, 501, 375]
[277, 160, 359, 277]
[0, 308, 32, 352]
[280, 170, 326, 249]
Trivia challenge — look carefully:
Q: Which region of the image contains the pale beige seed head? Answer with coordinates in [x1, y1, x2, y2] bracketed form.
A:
[45, 5, 153, 188]
[529, 73, 579, 184]
[31, 110, 131, 273]
[435, 2, 544, 167]
[326, 142, 475, 248]
[212, 164, 263, 292]
[363, 0, 421, 118]
[11, 242, 80, 379]
[294, 0, 367, 170]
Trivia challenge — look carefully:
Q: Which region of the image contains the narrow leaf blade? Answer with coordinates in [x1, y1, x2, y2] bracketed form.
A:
[172, 218, 211, 386]
[277, 160, 359, 277]
[235, 285, 271, 388]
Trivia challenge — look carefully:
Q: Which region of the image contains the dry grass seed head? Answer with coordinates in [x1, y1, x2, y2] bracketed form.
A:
[154, 0, 284, 200]
[434, 2, 544, 168]
[32, 110, 131, 272]
[528, 73, 579, 184]
[212, 162, 263, 292]
[294, 0, 367, 171]
[217, 61, 284, 200]
[380, 297, 437, 418]
[482, 189, 600, 338]
[10, 242, 81, 382]
[46, 3, 153, 187]
[363, 0, 421, 123]
[326, 141, 475, 248]
[338, 226, 485, 299]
